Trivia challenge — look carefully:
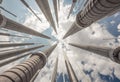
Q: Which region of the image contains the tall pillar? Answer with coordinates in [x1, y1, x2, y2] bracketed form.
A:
[69, 43, 120, 64]
[63, 0, 120, 39]
[53, 0, 59, 26]
[0, 43, 58, 82]
[0, 43, 35, 48]
[20, 0, 42, 22]
[0, 14, 51, 39]
[51, 57, 58, 82]
[0, 45, 44, 60]
[67, 0, 77, 19]
[0, 32, 30, 38]
[35, 0, 57, 33]
[64, 54, 78, 82]
[0, 53, 30, 67]
[58, 0, 60, 10]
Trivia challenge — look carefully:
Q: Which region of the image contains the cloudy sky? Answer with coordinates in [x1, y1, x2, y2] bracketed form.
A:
[0, 0, 120, 82]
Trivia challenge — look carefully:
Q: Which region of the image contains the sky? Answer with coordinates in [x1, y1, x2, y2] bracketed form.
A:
[0, 0, 120, 82]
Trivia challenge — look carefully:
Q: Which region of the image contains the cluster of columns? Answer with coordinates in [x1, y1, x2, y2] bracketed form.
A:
[0, 43, 58, 82]
[35, 0, 57, 33]
[63, 0, 120, 39]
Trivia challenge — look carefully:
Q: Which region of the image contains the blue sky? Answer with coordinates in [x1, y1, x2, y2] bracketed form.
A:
[0, 0, 120, 82]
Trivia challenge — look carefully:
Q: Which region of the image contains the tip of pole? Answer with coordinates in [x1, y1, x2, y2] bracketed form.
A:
[62, 35, 68, 39]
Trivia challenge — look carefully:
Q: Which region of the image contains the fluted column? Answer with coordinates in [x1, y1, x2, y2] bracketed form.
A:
[63, 0, 120, 39]
[0, 43, 58, 82]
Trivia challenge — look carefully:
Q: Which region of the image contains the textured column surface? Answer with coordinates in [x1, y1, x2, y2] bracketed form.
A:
[0, 53, 46, 82]
[63, 0, 120, 39]
[0, 14, 51, 39]
[0, 43, 58, 82]
[69, 43, 120, 64]
[36, 0, 57, 33]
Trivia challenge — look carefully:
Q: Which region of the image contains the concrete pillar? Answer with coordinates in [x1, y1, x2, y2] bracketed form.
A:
[67, 0, 77, 19]
[58, 0, 60, 10]
[0, 43, 58, 82]
[0, 53, 46, 82]
[69, 43, 120, 64]
[51, 57, 58, 82]
[20, 0, 42, 22]
[53, 0, 59, 26]
[0, 45, 44, 60]
[0, 53, 30, 67]
[35, 0, 57, 33]
[0, 14, 51, 39]
[63, 0, 120, 39]
[0, 43, 35, 48]
[0, 32, 30, 38]
[64, 54, 78, 82]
